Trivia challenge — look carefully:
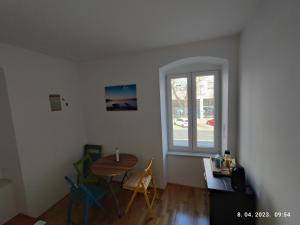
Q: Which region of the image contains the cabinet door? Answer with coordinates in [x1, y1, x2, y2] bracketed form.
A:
[210, 191, 255, 225]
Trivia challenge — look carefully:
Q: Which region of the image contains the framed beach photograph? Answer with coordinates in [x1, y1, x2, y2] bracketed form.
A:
[105, 84, 137, 111]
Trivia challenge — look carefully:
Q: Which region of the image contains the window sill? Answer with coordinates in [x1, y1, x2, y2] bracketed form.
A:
[167, 151, 219, 158]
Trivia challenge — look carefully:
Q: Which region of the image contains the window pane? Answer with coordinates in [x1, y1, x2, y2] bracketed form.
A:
[195, 75, 214, 148]
[170, 77, 189, 147]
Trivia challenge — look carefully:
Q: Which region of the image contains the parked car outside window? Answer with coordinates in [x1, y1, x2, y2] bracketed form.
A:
[174, 118, 188, 128]
[206, 118, 215, 126]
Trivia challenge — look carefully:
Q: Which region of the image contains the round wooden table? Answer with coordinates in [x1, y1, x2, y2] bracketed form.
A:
[91, 153, 138, 177]
[91, 153, 138, 216]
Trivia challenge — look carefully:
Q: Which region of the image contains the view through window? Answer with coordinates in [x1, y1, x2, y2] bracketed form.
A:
[168, 71, 219, 152]
[171, 77, 189, 147]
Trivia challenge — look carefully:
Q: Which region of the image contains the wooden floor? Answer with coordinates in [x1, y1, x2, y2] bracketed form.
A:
[39, 183, 209, 225]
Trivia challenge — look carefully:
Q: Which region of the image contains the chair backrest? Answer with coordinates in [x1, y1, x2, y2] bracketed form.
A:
[84, 144, 102, 162]
[83, 145, 102, 176]
[65, 176, 84, 201]
[134, 158, 153, 187]
[136, 158, 154, 189]
[65, 176, 78, 190]
[143, 158, 154, 176]
[73, 154, 93, 182]
[64, 176, 102, 207]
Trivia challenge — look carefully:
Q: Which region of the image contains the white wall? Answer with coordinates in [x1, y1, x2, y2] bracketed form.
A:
[0, 43, 86, 217]
[0, 179, 17, 224]
[0, 69, 24, 219]
[239, 0, 299, 224]
[79, 35, 239, 188]
[167, 155, 206, 187]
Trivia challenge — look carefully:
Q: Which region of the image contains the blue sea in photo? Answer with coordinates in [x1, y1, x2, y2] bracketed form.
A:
[105, 84, 137, 111]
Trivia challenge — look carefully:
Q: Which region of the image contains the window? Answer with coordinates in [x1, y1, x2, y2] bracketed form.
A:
[167, 71, 220, 153]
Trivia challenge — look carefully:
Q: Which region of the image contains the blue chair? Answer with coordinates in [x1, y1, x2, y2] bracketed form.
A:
[64, 176, 108, 225]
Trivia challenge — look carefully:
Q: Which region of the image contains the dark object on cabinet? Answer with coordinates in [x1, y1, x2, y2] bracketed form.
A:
[203, 158, 256, 225]
[231, 166, 246, 192]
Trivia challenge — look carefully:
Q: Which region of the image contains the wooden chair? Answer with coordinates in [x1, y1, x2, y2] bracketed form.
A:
[122, 158, 158, 214]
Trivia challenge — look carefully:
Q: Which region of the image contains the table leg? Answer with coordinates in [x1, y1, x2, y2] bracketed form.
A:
[120, 171, 129, 187]
[107, 176, 122, 217]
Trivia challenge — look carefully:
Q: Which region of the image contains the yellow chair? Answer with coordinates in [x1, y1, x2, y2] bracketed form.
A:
[123, 158, 158, 214]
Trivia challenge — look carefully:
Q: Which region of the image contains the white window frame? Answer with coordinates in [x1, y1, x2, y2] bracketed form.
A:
[166, 70, 221, 154]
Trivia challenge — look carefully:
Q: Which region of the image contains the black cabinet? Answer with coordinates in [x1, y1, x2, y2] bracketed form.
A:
[203, 158, 256, 225]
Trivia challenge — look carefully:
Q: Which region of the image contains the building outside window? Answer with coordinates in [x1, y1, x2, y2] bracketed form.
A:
[167, 71, 220, 153]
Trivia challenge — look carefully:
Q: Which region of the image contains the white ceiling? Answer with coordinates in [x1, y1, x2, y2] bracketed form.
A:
[0, 0, 260, 61]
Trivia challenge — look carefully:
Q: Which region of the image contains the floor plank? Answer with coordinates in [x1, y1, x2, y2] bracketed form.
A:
[39, 183, 209, 225]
